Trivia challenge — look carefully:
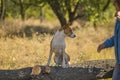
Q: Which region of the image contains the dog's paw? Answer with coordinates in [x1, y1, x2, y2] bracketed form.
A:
[62, 64, 65, 68]
[62, 63, 70, 68]
[62, 64, 67, 68]
[66, 64, 69, 68]
[55, 63, 59, 67]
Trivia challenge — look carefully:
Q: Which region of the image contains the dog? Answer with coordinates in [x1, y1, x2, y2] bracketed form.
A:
[46, 23, 76, 68]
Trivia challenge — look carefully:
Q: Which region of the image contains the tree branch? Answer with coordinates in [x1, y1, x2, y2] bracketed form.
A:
[72, 1, 80, 18]
[102, 0, 111, 11]
[0, 0, 6, 20]
[47, 0, 67, 26]
[67, 0, 81, 23]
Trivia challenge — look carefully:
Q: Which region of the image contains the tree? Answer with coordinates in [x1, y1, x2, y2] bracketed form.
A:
[0, 0, 6, 21]
[102, 0, 111, 11]
[46, 0, 82, 26]
[10, 0, 46, 21]
[0, 0, 114, 25]
[11, 0, 29, 21]
[19, 0, 25, 21]
[42, 0, 113, 27]
[81, 0, 112, 27]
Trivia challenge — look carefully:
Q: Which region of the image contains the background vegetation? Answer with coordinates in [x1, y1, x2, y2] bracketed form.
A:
[0, 0, 116, 80]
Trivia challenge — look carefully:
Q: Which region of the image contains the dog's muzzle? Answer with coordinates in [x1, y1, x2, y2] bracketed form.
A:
[69, 33, 76, 38]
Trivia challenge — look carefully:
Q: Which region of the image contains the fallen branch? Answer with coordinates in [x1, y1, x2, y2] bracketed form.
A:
[0, 59, 115, 80]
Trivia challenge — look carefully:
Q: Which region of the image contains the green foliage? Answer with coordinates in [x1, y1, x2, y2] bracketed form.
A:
[1, 0, 116, 25]
[44, 0, 115, 25]
[6, 0, 19, 19]
[26, 6, 40, 19]
[80, 0, 115, 25]
[43, 5, 57, 21]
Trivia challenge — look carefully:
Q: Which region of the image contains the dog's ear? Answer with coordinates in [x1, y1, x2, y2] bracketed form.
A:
[67, 22, 72, 26]
[63, 22, 72, 29]
[59, 24, 67, 31]
[62, 25, 68, 29]
[59, 22, 72, 31]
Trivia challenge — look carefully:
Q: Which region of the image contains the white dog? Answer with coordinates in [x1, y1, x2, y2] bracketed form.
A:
[46, 23, 76, 68]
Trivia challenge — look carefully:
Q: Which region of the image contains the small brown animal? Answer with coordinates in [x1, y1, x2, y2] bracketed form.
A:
[31, 65, 41, 75]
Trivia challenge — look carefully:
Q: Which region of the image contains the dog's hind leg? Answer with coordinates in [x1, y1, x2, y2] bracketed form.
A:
[65, 54, 70, 68]
[46, 48, 53, 66]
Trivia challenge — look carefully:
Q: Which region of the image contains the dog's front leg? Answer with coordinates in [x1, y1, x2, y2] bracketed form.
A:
[54, 56, 59, 66]
[46, 48, 53, 66]
[61, 49, 66, 68]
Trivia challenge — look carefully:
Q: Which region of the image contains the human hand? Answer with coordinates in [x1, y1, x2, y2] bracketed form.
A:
[97, 44, 105, 53]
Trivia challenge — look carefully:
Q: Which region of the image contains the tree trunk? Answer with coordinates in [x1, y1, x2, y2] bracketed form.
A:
[19, 0, 25, 21]
[40, 8, 44, 22]
[0, 0, 6, 21]
[102, 0, 111, 11]
[0, 59, 115, 80]
[47, 1, 67, 26]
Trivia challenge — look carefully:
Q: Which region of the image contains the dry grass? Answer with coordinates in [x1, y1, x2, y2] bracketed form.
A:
[0, 19, 115, 71]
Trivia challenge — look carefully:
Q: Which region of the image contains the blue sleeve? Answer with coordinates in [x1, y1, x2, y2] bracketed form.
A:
[103, 36, 114, 48]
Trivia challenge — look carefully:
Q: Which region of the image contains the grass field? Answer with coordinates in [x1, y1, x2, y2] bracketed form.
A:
[0, 19, 115, 80]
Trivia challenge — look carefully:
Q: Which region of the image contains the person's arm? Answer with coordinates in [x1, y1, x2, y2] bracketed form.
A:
[103, 36, 114, 48]
[97, 36, 114, 53]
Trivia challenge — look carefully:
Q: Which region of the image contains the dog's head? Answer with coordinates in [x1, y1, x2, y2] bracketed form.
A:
[60, 23, 76, 38]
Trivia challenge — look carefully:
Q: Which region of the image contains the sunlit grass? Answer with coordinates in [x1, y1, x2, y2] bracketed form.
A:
[0, 20, 115, 70]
